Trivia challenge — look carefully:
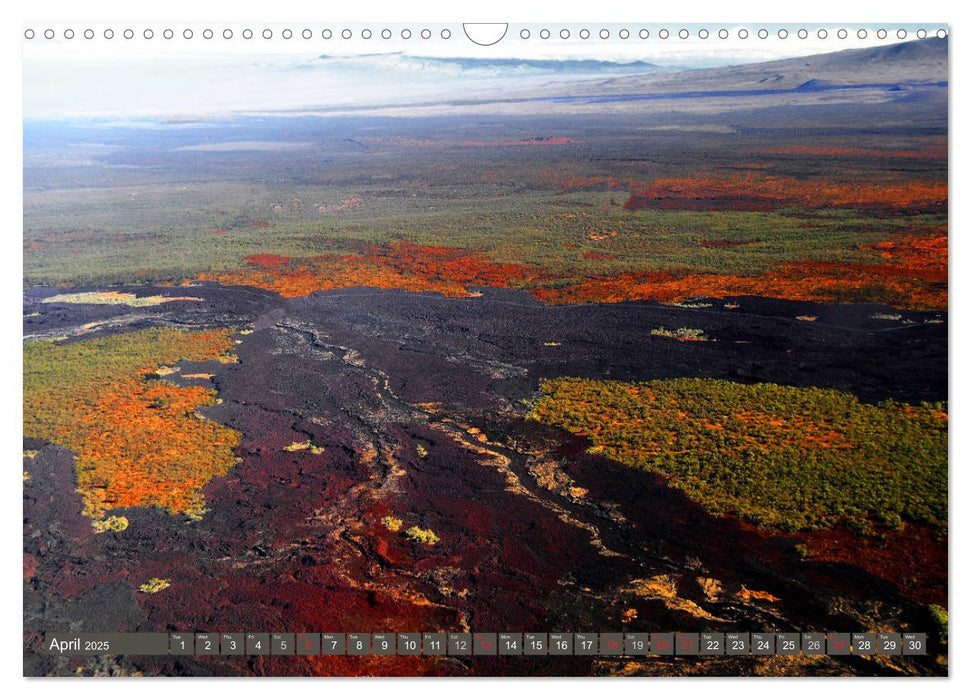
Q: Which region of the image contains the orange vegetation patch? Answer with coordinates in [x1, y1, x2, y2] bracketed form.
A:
[244, 253, 290, 267]
[199, 241, 547, 299]
[623, 174, 947, 212]
[24, 328, 241, 520]
[733, 410, 852, 450]
[69, 381, 237, 519]
[532, 235, 947, 311]
[862, 234, 948, 279]
[198, 230, 946, 310]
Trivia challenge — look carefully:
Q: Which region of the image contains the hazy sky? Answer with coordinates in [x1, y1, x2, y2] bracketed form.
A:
[22, 23, 947, 118]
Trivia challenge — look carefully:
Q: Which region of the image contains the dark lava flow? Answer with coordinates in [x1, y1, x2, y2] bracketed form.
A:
[24, 284, 947, 676]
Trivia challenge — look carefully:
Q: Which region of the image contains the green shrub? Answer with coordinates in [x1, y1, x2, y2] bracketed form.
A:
[928, 604, 948, 645]
[529, 377, 947, 533]
[404, 526, 440, 545]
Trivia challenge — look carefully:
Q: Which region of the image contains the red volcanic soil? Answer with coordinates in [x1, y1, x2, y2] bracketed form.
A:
[791, 524, 947, 607]
[24, 554, 38, 580]
[623, 174, 947, 212]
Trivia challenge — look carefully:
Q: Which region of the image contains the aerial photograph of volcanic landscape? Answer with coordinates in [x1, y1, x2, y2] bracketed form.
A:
[23, 27, 947, 677]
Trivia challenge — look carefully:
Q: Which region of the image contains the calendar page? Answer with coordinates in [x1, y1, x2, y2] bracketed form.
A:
[22, 18, 948, 678]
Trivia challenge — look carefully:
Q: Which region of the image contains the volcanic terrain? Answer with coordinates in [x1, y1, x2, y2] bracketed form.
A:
[23, 283, 947, 676]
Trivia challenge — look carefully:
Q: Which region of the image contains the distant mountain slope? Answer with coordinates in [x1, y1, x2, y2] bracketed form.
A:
[315, 53, 662, 76]
[542, 37, 947, 98]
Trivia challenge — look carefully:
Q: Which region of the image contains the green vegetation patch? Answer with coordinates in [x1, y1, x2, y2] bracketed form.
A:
[650, 327, 708, 341]
[23, 181, 943, 289]
[928, 604, 948, 645]
[382, 515, 404, 532]
[283, 440, 325, 455]
[404, 526, 440, 545]
[42, 291, 201, 307]
[138, 578, 171, 594]
[528, 377, 947, 533]
[24, 327, 240, 519]
[92, 515, 129, 533]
